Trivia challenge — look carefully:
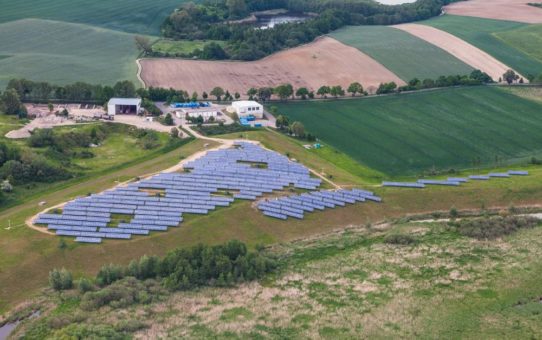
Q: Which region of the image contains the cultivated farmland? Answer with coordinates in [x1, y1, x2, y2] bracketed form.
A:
[140, 37, 405, 96]
[273, 86, 542, 175]
[0, 0, 182, 34]
[422, 15, 542, 78]
[329, 25, 474, 82]
[394, 24, 517, 81]
[0, 19, 147, 89]
[494, 24, 542, 66]
[444, 0, 542, 24]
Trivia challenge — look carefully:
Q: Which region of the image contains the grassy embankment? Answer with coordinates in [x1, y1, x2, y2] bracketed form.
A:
[273, 86, 542, 176]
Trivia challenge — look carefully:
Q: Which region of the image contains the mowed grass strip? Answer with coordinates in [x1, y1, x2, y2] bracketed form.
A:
[0, 19, 150, 89]
[329, 26, 474, 82]
[421, 15, 542, 77]
[152, 39, 226, 55]
[273, 86, 542, 175]
[0, 0, 182, 34]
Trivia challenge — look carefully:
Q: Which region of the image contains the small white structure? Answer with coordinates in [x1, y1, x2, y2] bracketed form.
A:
[176, 107, 220, 120]
[231, 101, 263, 119]
[107, 98, 141, 116]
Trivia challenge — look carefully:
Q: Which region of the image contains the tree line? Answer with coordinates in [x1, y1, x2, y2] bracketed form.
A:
[160, 0, 459, 61]
[49, 240, 276, 293]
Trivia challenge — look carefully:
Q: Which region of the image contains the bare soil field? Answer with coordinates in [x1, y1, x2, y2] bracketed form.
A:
[140, 37, 405, 96]
[394, 23, 524, 81]
[444, 0, 542, 24]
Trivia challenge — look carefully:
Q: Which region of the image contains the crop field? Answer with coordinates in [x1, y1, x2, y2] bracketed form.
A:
[273, 86, 542, 175]
[494, 24, 542, 66]
[140, 37, 405, 96]
[329, 26, 474, 82]
[444, 0, 542, 24]
[0, 19, 146, 89]
[421, 15, 542, 78]
[0, 0, 182, 34]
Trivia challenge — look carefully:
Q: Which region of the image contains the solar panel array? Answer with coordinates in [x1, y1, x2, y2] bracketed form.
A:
[383, 169, 529, 189]
[257, 189, 381, 220]
[35, 142, 322, 243]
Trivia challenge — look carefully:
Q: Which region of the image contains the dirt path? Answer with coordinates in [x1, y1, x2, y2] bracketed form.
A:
[444, 0, 542, 24]
[393, 24, 526, 82]
[136, 59, 146, 88]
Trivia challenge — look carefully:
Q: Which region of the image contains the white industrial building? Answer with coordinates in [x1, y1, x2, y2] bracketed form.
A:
[231, 101, 264, 119]
[176, 107, 221, 120]
[107, 98, 141, 115]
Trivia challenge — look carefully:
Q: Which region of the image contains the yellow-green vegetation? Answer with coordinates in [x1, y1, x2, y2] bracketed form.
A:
[0, 19, 151, 89]
[152, 39, 226, 56]
[11, 216, 542, 338]
[273, 87, 542, 175]
[494, 24, 542, 67]
[500, 86, 542, 104]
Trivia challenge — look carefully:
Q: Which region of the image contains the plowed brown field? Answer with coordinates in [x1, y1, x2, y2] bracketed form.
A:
[139, 37, 405, 96]
[444, 0, 542, 24]
[394, 23, 525, 81]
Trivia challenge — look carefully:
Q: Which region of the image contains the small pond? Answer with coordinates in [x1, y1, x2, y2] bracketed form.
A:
[256, 13, 310, 29]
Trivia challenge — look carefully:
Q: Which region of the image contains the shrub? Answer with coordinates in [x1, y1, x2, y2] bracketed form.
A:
[77, 277, 94, 293]
[455, 216, 539, 240]
[384, 234, 417, 245]
[49, 268, 73, 291]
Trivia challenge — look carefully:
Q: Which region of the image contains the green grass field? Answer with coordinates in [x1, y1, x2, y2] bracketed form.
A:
[494, 24, 542, 67]
[0, 0, 181, 35]
[421, 15, 542, 78]
[329, 26, 474, 81]
[0, 19, 149, 89]
[273, 86, 542, 175]
[152, 39, 226, 55]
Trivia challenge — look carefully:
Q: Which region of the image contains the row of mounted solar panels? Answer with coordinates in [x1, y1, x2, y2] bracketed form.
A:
[118, 223, 168, 231]
[38, 214, 110, 223]
[383, 170, 529, 189]
[36, 218, 108, 227]
[258, 189, 382, 220]
[57, 230, 131, 239]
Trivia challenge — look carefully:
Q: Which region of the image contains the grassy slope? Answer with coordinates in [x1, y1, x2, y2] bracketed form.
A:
[421, 15, 542, 77]
[0, 0, 181, 35]
[273, 86, 542, 175]
[329, 25, 474, 82]
[0, 19, 150, 89]
[1, 124, 542, 313]
[494, 24, 542, 66]
[15, 220, 542, 338]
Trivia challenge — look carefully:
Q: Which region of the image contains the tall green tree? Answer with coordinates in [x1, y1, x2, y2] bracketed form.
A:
[274, 84, 294, 100]
[347, 82, 363, 96]
[295, 87, 309, 99]
[1, 89, 23, 115]
[113, 81, 136, 97]
[317, 86, 330, 98]
[210, 87, 225, 100]
[502, 69, 519, 84]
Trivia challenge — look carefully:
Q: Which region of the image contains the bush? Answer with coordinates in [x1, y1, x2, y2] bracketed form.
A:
[384, 234, 418, 245]
[77, 277, 94, 293]
[80, 277, 166, 311]
[49, 268, 73, 291]
[454, 216, 539, 240]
